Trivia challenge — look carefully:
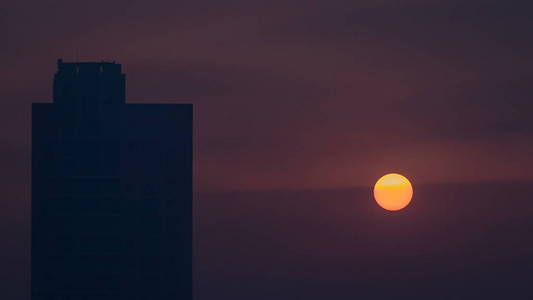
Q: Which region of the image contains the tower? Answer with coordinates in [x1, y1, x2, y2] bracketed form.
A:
[32, 60, 192, 300]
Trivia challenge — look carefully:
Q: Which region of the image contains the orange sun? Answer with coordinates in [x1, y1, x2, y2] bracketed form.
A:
[373, 173, 413, 211]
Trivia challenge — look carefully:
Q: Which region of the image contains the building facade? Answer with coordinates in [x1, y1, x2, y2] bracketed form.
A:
[32, 60, 192, 300]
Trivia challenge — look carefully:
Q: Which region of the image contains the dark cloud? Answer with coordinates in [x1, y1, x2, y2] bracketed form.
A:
[195, 183, 533, 299]
[2, 0, 533, 189]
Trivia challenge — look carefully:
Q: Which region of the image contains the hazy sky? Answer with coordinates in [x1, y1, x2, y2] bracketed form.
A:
[3, 1, 533, 299]
[3, 0, 533, 192]
[0, 0, 533, 188]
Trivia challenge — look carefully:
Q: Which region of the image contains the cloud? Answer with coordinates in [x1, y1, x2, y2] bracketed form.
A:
[3, 0, 533, 190]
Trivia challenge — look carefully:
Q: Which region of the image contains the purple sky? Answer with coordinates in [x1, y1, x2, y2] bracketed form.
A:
[4, 0, 533, 191]
[2, 1, 533, 299]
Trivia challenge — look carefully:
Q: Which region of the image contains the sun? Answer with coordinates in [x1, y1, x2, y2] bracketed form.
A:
[373, 173, 413, 211]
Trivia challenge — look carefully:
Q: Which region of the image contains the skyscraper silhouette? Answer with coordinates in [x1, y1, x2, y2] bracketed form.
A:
[32, 60, 192, 300]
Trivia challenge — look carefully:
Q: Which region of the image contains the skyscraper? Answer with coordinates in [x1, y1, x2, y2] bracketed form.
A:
[32, 60, 192, 300]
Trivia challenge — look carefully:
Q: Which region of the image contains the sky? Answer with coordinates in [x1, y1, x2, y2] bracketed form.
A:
[2, 0, 533, 299]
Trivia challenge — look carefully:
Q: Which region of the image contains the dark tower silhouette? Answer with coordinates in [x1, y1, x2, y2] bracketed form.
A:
[32, 60, 192, 300]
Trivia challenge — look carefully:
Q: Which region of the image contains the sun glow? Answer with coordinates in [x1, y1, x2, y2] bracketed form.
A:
[373, 173, 413, 211]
